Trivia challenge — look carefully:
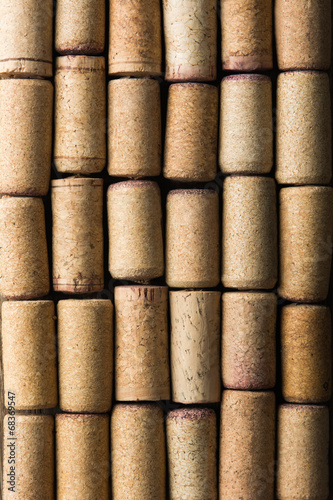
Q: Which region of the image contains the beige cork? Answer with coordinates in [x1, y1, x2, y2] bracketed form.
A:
[108, 78, 161, 178]
[54, 56, 106, 174]
[222, 176, 277, 289]
[169, 291, 221, 404]
[166, 189, 220, 288]
[114, 286, 170, 401]
[167, 408, 217, 500]
[220, 390, 275, 499]
[220, 75, 273, 175]
[52, 177, 104, 294]
[279, 186, 333, 302]
[164, 83, 218, 182]
[107, 181, 164, 282]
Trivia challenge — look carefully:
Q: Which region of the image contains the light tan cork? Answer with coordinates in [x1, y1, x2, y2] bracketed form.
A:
[108, 78, 161, 178]
[54, 56, 106, 174]
[220, 390, 275, 499]
[114, 286, 170, 401]
[279, 186, 333, 302]
[169, 291, 221, 404]
[277, 404, 329, 500]
[107, 181, 164, 282]
[220, 75, 273, 175]
[164, 83, 218, 182]
[52, 177, 104, 294]
[167, 408, 217, 500]
[222, 176, 277, 289]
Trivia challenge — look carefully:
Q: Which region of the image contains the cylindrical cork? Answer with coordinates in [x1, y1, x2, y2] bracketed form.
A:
[222, 176, 277, 289]
[107, 181, 164, 282]
[163, 0, 217, 81]
[170, 291, 221, 403]
[108, 78, 161, 178]
[56, 414, 109, 499]
[166, 190, 219, 288]
[276, 71, 331, 185]
[277, 404, 329, 500]
[52, 177, 104, 294]
[220, 390, 275, 499]
[219, 75, 273, 175]
[54, 56, 106, 174]
[114, 286, 170, 401]
[279, 186, 333, 302]
[167, 408, 217, 500]
[0, 197, 49, 300]
[163, 83, 218, 182]
[111, 403, 166, 500]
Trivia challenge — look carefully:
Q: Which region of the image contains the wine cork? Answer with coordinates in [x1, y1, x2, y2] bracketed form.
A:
[222, 292, 276, 390]
[276, 71, 331, 185]
[0, 197, 49, 300]
[111, 403, 166, 500]
[219, 75, 273, 175]
[57, 300, 113, 413]
[163, 83, 218, 182]
[279, 186, 333, 302]
[114, 286, 170, 401]
[0, 79, 53, 196]
[220, 390, 275, 499]
[54, 56, 106, 174]
[163, 0, 217, 81]
[167, 408, 217, 500]
[52, 177, 104, 294]
[166, 189, 219, 288]
[277, 404, 329, 500]
[170, 291, 221, 403]
[107, 181, 164, 282]
[222, 176, 277, 289]
[108, 78, 161, 178]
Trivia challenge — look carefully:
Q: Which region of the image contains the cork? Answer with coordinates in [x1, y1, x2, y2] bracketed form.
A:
[54, 56, 106, 174]
[167, 408, 217, 500]
[220, 390, 275, 499]
[277, 404, 329, 500]
[108, 78, 161, 178]
[222, 292, 276, 390]
[114, 286, 170, 401]
[169, 291, 221, 403]
[0, 79, 53, 196]
[111, 403, 166, 500]
[163, 83, 218, 182]
[163, 0, 217, 81]
[107, 181, 164, 282]
[52, 177, 104, 294]
[219, 75, 273, 175]
[276, 71, 331, 185]
[222, 176, 277, 289]
[57, 300, 113, 413]
[109, 0, 162, 76]
[0, 197, 49, 300]
[166, 189, 220, 288]
[279, 186, 333, 302]
[56, 414, 109, 499]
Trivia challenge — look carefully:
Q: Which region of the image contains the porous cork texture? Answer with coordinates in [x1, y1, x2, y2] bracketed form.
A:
[108, 78, 161, 178]
[52, 177, 104, 294]
[0, 79, 53, 196]
[220, 75, 273, 174]
[163, 0, 217, 81]
[57, 300, 113, 413]
[114, 286, 170, 401]
[167, 408, 217, 500]
[54, 56, 106, 174]
[164, 83, 218, 182]
[170, 291, 221, 403]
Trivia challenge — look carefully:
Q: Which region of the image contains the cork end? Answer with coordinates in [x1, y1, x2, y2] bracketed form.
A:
[108, 180, 160, 192]
[51, 177, 103, 188]
[165, 65, 216, 82]
[56, 413, 109, 421]
[0, 59, 53, 78]
[167, 408, 215, 421]
[108, 62, 162, 78]
[279, 403, 328, 412]
[56, 55, 105, 72]
[222, 54, 273, 72]
[222, 74, 270, 83]
[56, 44, 105, 56]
